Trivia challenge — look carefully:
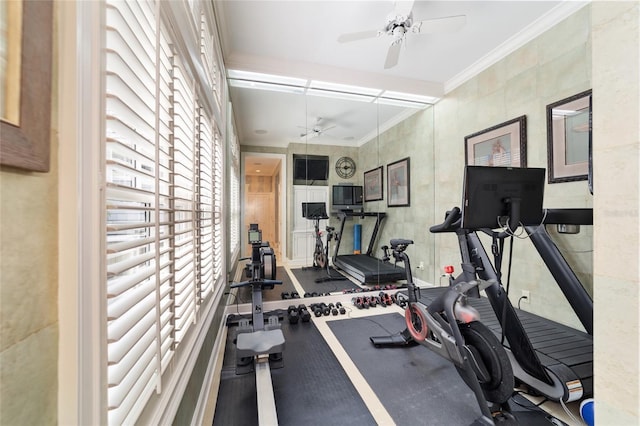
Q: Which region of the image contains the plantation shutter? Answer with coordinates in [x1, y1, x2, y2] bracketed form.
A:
[104, 1, 167, 424]
[229, 127, 240, 256]
[213, 128, 224, 283]
[197, 110, 214, 300]
[156, 17, 175, 376]
[103, 1, 225, 423]
[171, 54, 198, 345]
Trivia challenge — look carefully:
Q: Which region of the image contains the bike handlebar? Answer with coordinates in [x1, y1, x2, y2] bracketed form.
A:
[429, 207, 513, 239]
[429, 207, 462, 233]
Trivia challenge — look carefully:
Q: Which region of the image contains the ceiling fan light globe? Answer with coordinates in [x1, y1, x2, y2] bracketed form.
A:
[392, 26, 406, 39]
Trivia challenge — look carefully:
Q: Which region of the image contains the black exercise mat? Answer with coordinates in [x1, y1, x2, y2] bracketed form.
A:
[290, 267, 360, 295]
[235, 266, 295, 303]
[214, 317, 375, 426]
[327, 312, 486, 425]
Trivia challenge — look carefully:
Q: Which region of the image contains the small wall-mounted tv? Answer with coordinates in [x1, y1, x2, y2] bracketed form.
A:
[293, 154, 329, 184]
[332, 185, 363, 211]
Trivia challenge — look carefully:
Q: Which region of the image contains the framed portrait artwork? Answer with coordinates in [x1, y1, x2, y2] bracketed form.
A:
[546, 90, 592, 184]
[0, 1, 53, 172]
[363, 166, 383, 202]
[464, 116, 527, 168]
[387, 157, 410, 207]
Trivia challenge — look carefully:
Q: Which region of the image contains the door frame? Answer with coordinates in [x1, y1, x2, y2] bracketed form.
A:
[241, 152, 287, 261]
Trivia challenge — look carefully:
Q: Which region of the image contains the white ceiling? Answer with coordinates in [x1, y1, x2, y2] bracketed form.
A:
[214, 1, 587, 149]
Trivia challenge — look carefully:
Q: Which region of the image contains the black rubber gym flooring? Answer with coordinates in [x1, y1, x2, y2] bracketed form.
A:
[213, 317, 375, 425]
[327, 312, 565, 426]
[216, 275, 565, 425]
[328, 312, 482, 425]
[290, 266, 361, 294]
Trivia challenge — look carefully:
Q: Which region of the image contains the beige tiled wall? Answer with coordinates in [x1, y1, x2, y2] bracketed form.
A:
[592, 2, 640, 424]
[0, 119, 59, 425]
[0, 3, 60, 422]
[433, 5, 593, 330]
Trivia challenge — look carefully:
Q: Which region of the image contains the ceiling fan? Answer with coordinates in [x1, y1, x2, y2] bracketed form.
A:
[299, 117, 336, 139]
[337, 0, 466, 69]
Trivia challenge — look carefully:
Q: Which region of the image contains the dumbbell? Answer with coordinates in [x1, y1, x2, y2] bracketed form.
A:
[352, 296, 366, 309]
[298, 304, 311, 322]
[287, 305, 299, 324]
[379, 292, 393, 306]
[281, 292, 291, 300]
[291, 292, 300, 299]
[336, 302, 346, 315]
[321, 303, 331, 316]
[391, 294, 407, 308]
[375, 296, 386, 307]
[310, 303, 324, 317]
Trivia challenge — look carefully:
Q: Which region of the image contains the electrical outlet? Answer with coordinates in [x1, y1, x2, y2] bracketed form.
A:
[521, 290, 530, 303]
[418, 261, 424, 270]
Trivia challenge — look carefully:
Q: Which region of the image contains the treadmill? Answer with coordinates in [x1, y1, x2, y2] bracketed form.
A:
[332, 211, 406, 284]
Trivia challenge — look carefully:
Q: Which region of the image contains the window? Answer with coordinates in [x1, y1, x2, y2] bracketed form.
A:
[103, 1, 226, 423]
[229, 122, 241, 260]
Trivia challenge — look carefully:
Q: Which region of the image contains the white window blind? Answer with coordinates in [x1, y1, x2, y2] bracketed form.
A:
[229, 126, 241, 257]
[171, 54, 198, 345]
[213, 127, 224, 282]
[105, 1, 161, 424]
[103, 0, 226, 423]
[197, 109, 214, 301]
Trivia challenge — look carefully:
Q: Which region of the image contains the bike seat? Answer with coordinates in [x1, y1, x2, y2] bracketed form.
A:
[390, 239, 413, 249]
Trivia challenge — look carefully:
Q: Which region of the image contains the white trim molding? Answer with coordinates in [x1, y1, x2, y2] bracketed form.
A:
[445, 1, 591, 94]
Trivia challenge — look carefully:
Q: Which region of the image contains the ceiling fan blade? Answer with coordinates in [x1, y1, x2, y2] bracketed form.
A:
[414, 15, 466, 34]
[393, 0, 415, 19]
[384, 42, 402, 69]
[337, 29, 379, 43]
[321, 125, 337, 133]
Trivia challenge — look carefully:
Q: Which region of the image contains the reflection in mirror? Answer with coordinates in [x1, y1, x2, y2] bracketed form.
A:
[227, 70, 437, 304]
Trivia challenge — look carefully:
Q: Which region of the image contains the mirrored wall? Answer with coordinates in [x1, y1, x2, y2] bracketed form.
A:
[229, 73, 438, 302]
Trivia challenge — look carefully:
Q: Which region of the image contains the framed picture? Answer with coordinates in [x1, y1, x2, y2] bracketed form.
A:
[546, 90, 592, 184]
[0, 1, 53, 172]
[387, 157, 410, 207]
[363, 166, 383, 202]
[464, 115, 527, 167]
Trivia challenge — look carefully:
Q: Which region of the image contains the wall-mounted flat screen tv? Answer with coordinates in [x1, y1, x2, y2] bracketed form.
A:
[332, 185, 363, 211]
[293, 154, 329, 183]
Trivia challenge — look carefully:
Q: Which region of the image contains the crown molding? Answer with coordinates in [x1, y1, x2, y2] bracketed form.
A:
[444, 1, 590, 94]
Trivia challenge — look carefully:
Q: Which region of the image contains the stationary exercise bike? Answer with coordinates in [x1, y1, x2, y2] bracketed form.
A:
[313, 219, 327, 268]
[371, 239, 516, 425]
[314, 225, 348, 283]
[302, 202, 330, 269]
